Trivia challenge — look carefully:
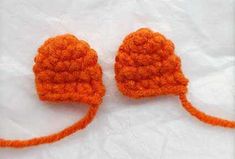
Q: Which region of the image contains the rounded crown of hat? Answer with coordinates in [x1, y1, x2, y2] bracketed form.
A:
[33, 34, 105, 106]
[115, 28, 188, 98]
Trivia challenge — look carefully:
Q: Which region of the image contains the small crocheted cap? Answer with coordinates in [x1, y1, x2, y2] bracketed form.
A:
[115, 28, 188, 98]
[33, 34, 105, 106]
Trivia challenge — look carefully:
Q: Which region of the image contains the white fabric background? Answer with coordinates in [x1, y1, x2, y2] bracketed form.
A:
[0, 0, 234, 158]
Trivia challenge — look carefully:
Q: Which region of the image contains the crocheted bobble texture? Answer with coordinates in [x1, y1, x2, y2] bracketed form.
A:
[115, 28, 188, 98]
[33, 34, 105, 106]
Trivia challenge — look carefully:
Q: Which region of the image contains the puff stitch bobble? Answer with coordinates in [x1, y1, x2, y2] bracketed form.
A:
[0, 34, 105, 148]
[115, 28, 235, 128]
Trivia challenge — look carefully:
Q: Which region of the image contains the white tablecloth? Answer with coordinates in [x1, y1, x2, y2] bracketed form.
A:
[0, 0, 234, 158]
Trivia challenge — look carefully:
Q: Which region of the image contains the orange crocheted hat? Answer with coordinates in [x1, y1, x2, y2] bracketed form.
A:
[0, 34, 105, 148]
[33, 34, 105, 106]
[115, 28, 235, 128]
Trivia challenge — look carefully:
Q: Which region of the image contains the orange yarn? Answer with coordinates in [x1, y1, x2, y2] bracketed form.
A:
[1, 29, 234, 148]
[115, 28, 235, 128]
[0, 34, 105, 148]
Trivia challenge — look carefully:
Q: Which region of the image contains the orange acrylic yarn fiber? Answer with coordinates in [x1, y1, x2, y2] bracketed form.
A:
[0, 34, 105, 148]
[115, 28, 235, 128]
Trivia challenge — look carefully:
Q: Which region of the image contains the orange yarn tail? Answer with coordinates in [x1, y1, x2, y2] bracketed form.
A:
[179, 94, 235, 128]
[0, 105, 99, 148]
